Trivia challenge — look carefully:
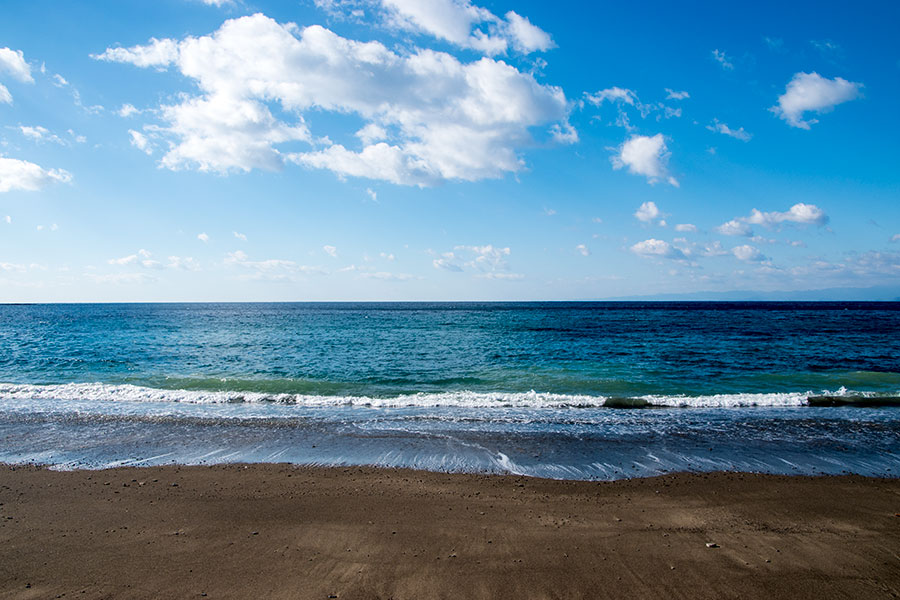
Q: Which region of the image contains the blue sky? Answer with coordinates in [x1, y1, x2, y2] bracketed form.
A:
[0, 0, 898, 301]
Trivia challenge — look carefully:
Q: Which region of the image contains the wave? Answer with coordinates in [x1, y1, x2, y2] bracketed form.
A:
[0, 382, 895, 409]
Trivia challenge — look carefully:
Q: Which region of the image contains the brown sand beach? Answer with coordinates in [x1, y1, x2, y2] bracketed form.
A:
[1, 465, 898, 599]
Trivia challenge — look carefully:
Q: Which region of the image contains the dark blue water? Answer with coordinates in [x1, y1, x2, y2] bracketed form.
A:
[0, 302, 897, 478]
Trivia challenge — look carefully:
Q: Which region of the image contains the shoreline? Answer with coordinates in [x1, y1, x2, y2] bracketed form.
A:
[1, 464, 898, 599]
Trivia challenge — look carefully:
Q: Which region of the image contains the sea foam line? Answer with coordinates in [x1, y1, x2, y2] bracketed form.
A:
[0, 381, 872, 409]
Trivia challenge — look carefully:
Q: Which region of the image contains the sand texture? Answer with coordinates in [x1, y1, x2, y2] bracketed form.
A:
[1, 464, 898, 599]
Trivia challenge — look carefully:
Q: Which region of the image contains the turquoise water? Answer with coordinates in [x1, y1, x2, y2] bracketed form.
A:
[1, 302, 898, 478]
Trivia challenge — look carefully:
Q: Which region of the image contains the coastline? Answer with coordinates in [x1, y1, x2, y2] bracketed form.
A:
[1, 464, 898, 599]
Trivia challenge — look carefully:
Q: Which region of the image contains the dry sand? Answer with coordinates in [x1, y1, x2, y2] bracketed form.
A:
[0, 464, 898, 599]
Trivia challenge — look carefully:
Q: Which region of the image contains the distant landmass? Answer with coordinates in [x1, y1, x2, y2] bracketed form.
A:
[605, 285, 900, 302]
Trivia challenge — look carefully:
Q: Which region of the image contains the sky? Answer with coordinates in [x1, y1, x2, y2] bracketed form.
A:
[0, 0, 898, 302]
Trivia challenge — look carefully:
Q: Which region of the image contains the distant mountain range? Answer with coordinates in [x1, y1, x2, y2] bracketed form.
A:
[605, 285, 900, 302]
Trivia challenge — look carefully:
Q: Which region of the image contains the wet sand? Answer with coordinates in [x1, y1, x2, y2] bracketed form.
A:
[0, 464, 898, 599]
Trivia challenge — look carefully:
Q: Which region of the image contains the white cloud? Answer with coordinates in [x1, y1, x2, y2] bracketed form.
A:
[716, 219, 753, 237]
[224, 250, 325, 279]
[549, 122, 578, 144]
[129, 130, 153, 154]
[93, 38, 179, 69]
[118, 104, 141, 117]
[233, 231, 247, 241]
[379, 252, 395, 261]
[197, 232, 210, 242]
[3, 216, 10, 224]
[711, 49, 733, 70]
[630, 238, 685, 260]
[707, 119, 752, 141]
[0, 157, 72, 192]
[0, 262, 27, 273]
[107, 249, 162, 268]
[433, 244, 517, 276]
[891, 234, 900, 243]
[503, 11, 554, 53]
[0, 84, 11, 104]
[366, 188, 377, 202]
[665, 89, 689, 100]
[586, 86, 636, 106]
[52, 74, 68, 87]
[167, 256, 201, 271]
[675, 223, 697, 232]
[67, 129, 87, 144]
[611, 134, 678, 186]
[575, 243, 590, 256]
[744, 203, 829, 227]
[433, 253, 463, 272]
[771, 72, 862, 129]
[19, 125, 66, 145]
[378, 1, 553, 56]
[732, 244, 764, 262]
[716, 203, 828, 238]
[95, 14, 569, 184]
[634, 201, 662, 223]
[0, 47, 33, 83]
[323, 245, 338, 258]
[356, 123, 387, 145]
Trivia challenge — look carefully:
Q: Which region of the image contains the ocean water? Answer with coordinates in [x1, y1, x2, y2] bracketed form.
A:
[1, 302, 898, 479]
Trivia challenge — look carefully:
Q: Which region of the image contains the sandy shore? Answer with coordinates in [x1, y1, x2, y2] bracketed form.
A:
[0, 465, 898, 599]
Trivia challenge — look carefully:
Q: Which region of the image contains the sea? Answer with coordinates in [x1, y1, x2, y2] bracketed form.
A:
[1, 302, 898, 479]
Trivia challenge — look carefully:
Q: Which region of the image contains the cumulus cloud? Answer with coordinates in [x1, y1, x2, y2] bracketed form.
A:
[376, 1, 553, 55]
[711, 49, 733, 70]
[630, 238, 685, 260]
[634, 201, 663, 223]
[611, 134, 678, 186]
[0, 157, 72, 193]
[224, 250, 325, 279]
[323, 245, 338, 258]
[129, 130, 153, 154]
[716, 203, 828, 238]
[118, 104, 141, 117]
[167, 256, 201, 271]
[575, 244, 590, 256]
[107, 249, 166, 269]
[586, 87, 636, 106]
[716, 219, 753, 237]
[19, 125, 66, 145]
[94, 38, 179, 69]
[0, 84, 11, 105]
[675, 223, 697, 233]
[665, 89, 689, 100]
[503, 11, 554, 53]
[432, 244, 520, 277]
[585, 87, 681, 129]
[707, 119, 752, 141]
[197, 232, 210, 242]
[745, 203, 829, 227]
[94, 14, 568, 184]
[233, 231, 247, 241]
[771, 72, 862, 129]
[731, 244, 765, 262]
[0, 47, 33, 83]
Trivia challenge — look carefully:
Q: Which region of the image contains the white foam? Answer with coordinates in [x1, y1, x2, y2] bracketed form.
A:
[0, 381, 867, 410]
